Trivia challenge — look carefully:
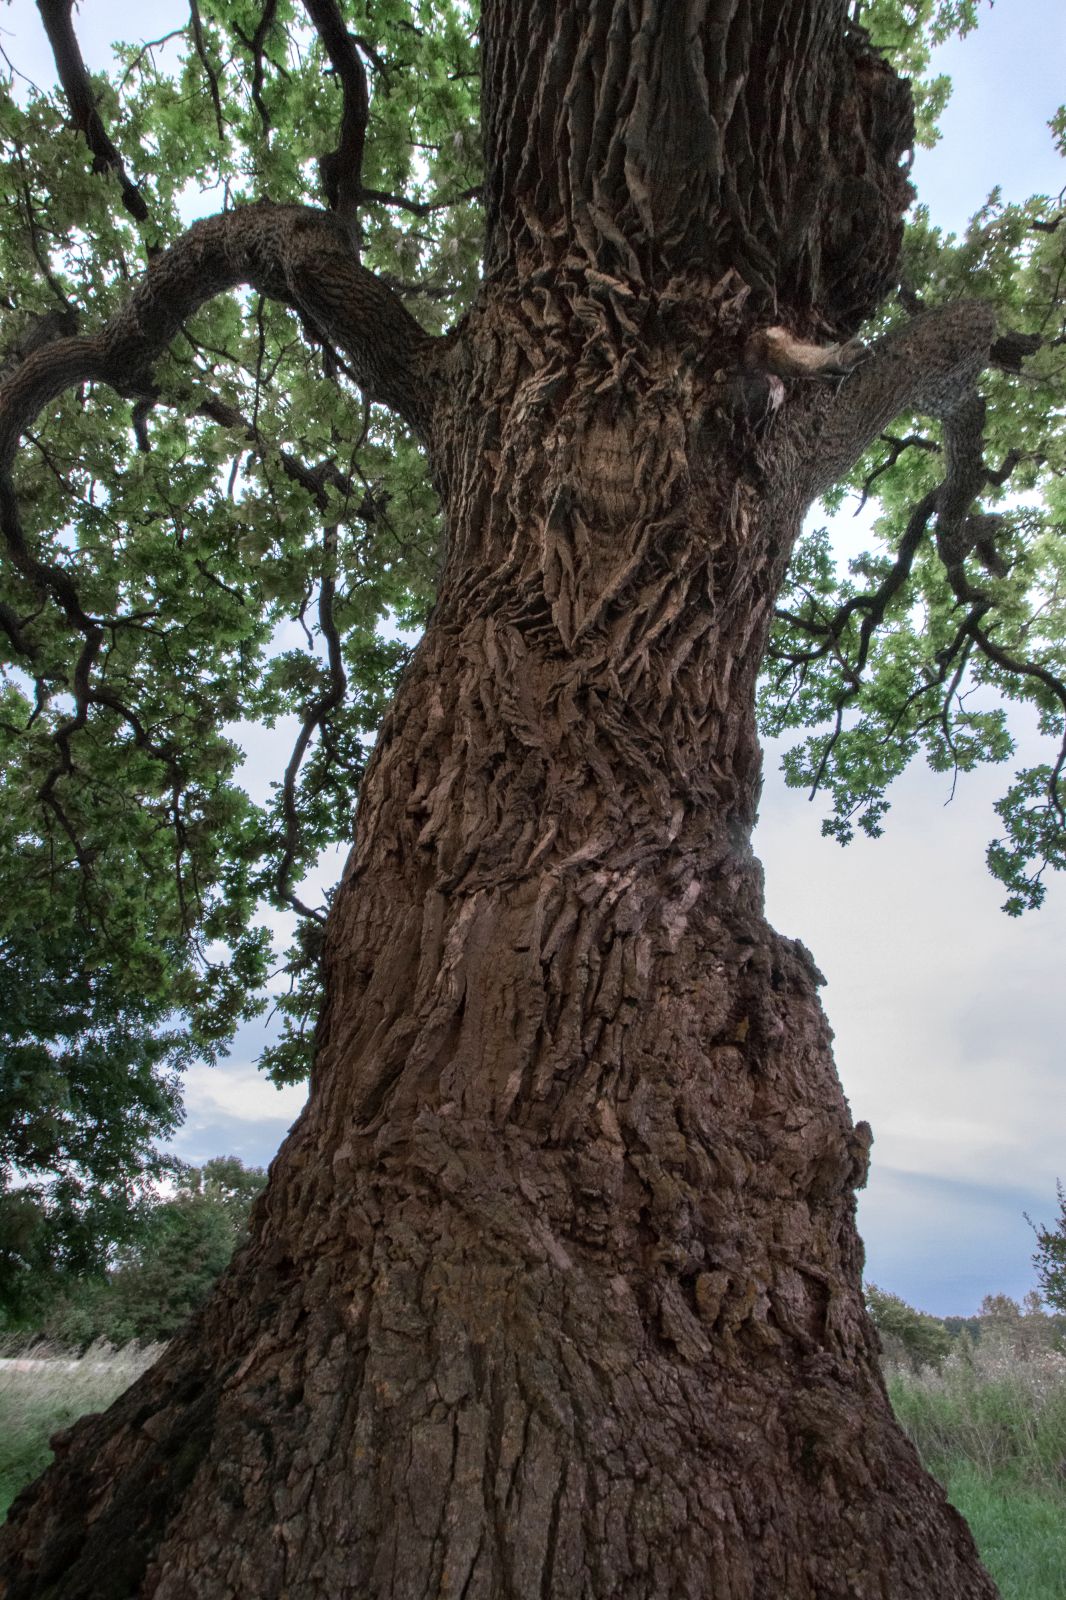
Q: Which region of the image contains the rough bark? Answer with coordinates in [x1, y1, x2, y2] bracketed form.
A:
[0, 4, 1001, 1597]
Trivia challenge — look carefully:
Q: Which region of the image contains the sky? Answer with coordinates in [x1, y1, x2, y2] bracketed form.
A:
[1, 0, 1064, 1316]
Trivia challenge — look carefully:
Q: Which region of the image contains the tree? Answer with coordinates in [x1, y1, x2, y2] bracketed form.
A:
[44, 1156, 267, 1347]
[865, 1284, 952, 1371]
[0, 919, 186, 1326]
[1030, 1182, 1066, 1314]
[0, 0, 1063, 1593]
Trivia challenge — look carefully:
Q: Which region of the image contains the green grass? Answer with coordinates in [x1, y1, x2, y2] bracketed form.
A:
[0, 1340, 162, 1520]
[886, 1343, 1066, 1600]
[940, 1460, 1066, 1600]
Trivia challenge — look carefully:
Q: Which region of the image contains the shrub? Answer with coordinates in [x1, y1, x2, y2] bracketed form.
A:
[865, 1284, 952, 1370]
[1030, 1183, 1066, 1316]
[42, 1157, 266, 1347]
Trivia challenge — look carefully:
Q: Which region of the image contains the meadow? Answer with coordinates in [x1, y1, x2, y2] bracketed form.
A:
[1, 1338, 1064, 1596]
[0, 1341, 161, 1522]
[886, 1343, 1066, 1599]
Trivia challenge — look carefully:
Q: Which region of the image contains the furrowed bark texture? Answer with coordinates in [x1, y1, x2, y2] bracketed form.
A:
[0, 5, 999, 1597]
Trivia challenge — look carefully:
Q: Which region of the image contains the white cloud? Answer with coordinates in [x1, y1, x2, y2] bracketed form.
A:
[181, 1063, 307, 1126]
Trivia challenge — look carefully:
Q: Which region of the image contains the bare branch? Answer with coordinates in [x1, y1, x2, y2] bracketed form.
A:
[805, 301, 999, 499]
[36, 0, 150, 222]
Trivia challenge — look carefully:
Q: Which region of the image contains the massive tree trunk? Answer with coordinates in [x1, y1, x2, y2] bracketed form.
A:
[0, 4, 1000, 1597]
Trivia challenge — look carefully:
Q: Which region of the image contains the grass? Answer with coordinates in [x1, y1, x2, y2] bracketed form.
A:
[0, 1337, 1063, 1597]
[886, 1342, 1066, 1600]
[942, 1461, 1066, 1600]
[0, 1339, 162, 1520]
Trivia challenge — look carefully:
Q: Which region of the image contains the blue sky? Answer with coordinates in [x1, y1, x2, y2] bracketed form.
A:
[2, 0, 1064, 1316]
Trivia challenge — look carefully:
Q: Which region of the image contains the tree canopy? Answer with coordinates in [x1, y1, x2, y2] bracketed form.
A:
[0, 0, 1064, 1240]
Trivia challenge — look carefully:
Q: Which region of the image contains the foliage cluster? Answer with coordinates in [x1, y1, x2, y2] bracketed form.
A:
[1029, 1182, 1066, 1313]
[36, 1156, 266, 1347]
[866, 1283, 1066, 1372]
[865, 1282, 954, 1369]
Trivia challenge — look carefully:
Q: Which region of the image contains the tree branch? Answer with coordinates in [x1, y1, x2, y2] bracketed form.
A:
[0, 202, 436, 471]
[853, 431, 939, 516]
[184, 390, 381, 522]
[360, 184, 483, 218]
[36, 0, 150, 222]
[805, 301, 999, 499]
[188, 0, 225, 144]
[275, 526, 347, 924]
[233, 0, 280, 136]
[302, 0, 370, 230]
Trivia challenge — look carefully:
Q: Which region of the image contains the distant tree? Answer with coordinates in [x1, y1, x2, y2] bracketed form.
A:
[0, 920, 189, 1325]
[865, 1285, 952, 1371]
[975, 1288, 1060, 1357]
[1030, 1183, 1066, 1315]
[44, 1157, 266, 1348]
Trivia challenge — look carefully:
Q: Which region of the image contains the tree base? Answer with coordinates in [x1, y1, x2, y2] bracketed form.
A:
[0, 1145, 997, 1598]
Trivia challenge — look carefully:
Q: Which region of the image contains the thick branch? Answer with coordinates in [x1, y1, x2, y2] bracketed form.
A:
[806, 301, 999, 499]
[0, 203, 436, 469]
[302, 0, 370, 229]
[36, 0, 149, 222]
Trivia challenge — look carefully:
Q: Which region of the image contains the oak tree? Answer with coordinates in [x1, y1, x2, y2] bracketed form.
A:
[1, 0, 1065, 1594]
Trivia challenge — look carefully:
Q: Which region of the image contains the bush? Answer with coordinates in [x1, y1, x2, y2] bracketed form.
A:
[865, 1284, 952, 1370]
[1030, 1183, 1066, 1316]
[42, 1157, 266, 1347]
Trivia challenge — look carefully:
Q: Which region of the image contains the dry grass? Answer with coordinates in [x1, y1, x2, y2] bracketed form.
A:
[0, 1339, 163, 1519]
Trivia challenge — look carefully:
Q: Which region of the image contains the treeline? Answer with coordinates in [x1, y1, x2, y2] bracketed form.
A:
[0, 1156, 265, 1348]
[867, 1183, 1066, 1371]
[866, 1285, 1066, 1371]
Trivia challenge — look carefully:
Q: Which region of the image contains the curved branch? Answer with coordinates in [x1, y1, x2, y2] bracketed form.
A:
[774, 488, 939, 679]
[361, 184, 483, 218]
[36, 0, 149, 222]
[302, 0, 370, 229]
[0, 203, 436, 469]
[853, 431, 939, 515]
[805, 301, 999, 499]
